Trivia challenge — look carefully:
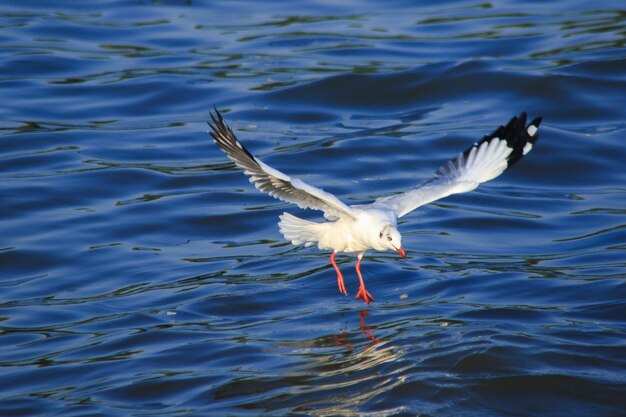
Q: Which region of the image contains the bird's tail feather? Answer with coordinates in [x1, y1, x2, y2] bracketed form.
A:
[278, 212, 319, 247]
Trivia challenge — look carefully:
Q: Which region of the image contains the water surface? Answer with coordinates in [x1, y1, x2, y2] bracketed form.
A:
[1, 1, 625, 416]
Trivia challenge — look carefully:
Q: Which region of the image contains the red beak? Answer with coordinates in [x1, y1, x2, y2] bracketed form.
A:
[396, 247, 407, 259]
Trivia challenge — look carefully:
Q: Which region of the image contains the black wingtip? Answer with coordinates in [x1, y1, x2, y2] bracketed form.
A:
[208, 107, 220, 126]
[208, 106, 228, 141]
[207, 107, 259, 164]
[530, 116, 542, 128]
[504, 112, 542, 166]
[208, 106, 226, 127]
[460, 112, 543, 169]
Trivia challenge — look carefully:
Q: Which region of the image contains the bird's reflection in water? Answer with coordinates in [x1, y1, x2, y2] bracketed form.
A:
[333, 309, 380, 350]
[271, 309, 402, 414]
[358, 310, 380, 345]
[284, 308, 383, 352]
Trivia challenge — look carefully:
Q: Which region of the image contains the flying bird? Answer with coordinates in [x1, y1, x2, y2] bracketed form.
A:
[208, 109, 542, 304]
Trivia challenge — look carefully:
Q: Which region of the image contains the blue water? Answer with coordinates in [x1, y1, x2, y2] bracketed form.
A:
[1, 1, 625, 416]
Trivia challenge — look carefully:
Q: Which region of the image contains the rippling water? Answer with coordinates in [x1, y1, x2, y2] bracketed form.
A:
[1, 1, 625, 416]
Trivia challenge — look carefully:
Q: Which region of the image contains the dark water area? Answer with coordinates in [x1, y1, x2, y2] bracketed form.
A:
[1, 1, 625, 416]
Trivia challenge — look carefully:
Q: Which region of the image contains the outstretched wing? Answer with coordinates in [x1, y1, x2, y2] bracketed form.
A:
[374, 113, 542, 218]
[208, 109, 357, 220]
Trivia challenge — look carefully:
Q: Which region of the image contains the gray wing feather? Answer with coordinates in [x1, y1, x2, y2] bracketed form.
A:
[375, 113, 542, 218]
[208, 109, 356, 220]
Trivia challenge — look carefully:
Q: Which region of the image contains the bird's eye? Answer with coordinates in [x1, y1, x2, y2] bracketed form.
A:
[387, 235, 392, 241]
[379, 231, 383, 238]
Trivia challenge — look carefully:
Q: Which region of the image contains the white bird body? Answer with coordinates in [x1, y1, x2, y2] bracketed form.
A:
[209, 109, 542, 303]
[279, 208, 398, 253]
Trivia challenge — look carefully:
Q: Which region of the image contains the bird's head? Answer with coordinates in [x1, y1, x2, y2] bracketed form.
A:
[378, 224, 407, 259]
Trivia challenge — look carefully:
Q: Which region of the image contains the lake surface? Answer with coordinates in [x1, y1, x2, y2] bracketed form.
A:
[1, 1, 625, 416]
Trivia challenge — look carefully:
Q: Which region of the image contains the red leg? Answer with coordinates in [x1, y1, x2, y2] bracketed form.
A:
[355, 254, 375, 304]
[330, 252, 347, 296]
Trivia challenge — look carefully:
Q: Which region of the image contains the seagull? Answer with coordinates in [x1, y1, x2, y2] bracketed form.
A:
[208, 109, 542, 304]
